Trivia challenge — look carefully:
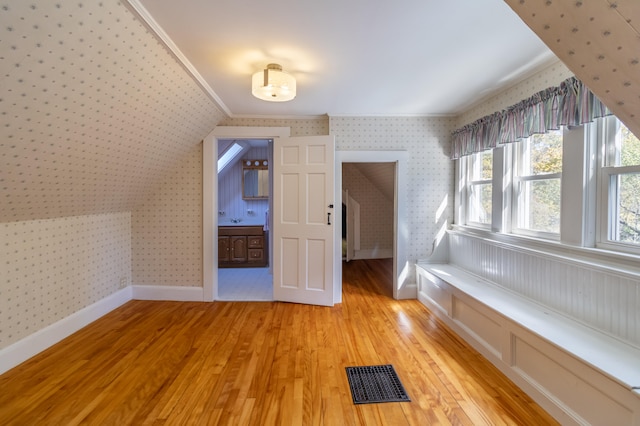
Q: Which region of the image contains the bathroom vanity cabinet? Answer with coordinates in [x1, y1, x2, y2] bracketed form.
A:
[218, 226, 267, 267]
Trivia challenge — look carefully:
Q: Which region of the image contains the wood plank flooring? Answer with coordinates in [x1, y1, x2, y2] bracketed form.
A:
[0, 259, 558, 425]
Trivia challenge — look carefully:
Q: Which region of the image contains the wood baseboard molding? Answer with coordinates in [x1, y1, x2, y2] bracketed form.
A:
[132, 285, 204, 301]
[0, 287, 132, 375]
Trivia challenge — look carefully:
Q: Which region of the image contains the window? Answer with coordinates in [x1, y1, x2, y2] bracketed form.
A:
[218, 140, 249, 173]
[465, 150, 493, 226]
[512, 130, 563, 236]
[455, 115, 640, 256]
[600, 118, 640, 247]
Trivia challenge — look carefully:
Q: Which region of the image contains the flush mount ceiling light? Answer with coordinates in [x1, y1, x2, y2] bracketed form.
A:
[251, 63, 296, 102]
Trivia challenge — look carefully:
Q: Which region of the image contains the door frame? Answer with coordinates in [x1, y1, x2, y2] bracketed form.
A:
[203, 126, 290, 301]
[334, 150, 410, 302]
[205, 132, 411, 303]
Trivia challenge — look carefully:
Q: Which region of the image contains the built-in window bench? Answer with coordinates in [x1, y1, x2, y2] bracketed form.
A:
[416, 263, 640, 426]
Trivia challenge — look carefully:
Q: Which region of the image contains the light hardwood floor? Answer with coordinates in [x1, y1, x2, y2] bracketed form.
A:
[0, 259, 558, 425]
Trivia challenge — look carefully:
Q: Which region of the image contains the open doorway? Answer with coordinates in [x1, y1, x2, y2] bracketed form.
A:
[342, 162, 395, 260]
[203, 127, 290, 302]
[217, 138, 273, 301]
[342, 162, 395, 295]
[334, 150, 411, 303]
[205, 129, 411, 304]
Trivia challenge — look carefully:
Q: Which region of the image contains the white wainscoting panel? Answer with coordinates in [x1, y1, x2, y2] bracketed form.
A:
[448, 232, 640, 348]
[512, 335, 635, 426]
[452, 296, 503, 359]
[416, 263, 640, 425]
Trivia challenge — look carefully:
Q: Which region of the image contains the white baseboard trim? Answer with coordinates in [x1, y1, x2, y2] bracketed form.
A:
[397, 282, 418, 300]
[132, 285, 204, 301]
[0, 287, 132, 375]
[353, 248, 393, 260]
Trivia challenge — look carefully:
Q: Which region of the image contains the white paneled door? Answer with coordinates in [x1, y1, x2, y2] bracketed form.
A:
[273, 136, 335, 306]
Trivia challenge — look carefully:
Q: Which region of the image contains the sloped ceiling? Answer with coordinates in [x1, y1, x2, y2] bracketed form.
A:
[504, 0, 640, 139]
[217, 139, 267, 175]
[0, 1, 226, 223]
[352, 163, 396, 202]
[2, 0, 638, 225]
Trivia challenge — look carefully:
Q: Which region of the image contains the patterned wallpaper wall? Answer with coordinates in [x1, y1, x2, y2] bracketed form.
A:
[455, 60, 574, 128]
[131, 117, 329, 287]
[2, 0, 611, 355]
[220, 117, 330, 137]
[330, 116, 456, 272]
[0, 0, 225, 223]
[342, 164, 393, 253]
[132, 146, 203, 287]
[1, 213, 131, 349]
[0, 0, 225, 350]
[504, 0, 640, 141]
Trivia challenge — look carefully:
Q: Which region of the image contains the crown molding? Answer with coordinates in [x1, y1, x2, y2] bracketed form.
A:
[124, 0, 232, 117]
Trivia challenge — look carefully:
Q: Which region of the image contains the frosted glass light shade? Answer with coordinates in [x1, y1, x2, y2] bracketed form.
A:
[252, 64, 296, 102]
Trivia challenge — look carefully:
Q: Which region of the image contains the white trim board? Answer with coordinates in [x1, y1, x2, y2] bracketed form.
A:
[131, 285, 204, 301]
[203, 127, 291, 302]
[0, 287, 132, 375]
[335, 150, 414, 301]
[0, 284, 209, 374]
[124, 0, 230, 116]
[353, 249, 393, 260]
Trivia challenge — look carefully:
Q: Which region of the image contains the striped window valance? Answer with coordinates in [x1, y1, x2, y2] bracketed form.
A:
[450, 77, 611, 159]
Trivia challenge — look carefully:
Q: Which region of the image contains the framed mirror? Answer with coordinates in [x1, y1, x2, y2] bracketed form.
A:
[242, 159, 269, 199]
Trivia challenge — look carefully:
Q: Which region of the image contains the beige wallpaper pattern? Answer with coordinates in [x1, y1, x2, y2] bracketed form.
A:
[0, 0, 225, 223]
[455, 60, 574, 128]
[1, 213, 131, 349]
[132, 146, 203, 286]
[342, 164, 394, 253]
[331, 116, 456, 270]
[505, 0, 640, 140]
[130, 117, 329, 287]
[0, 0, 224, 350]
[0, 0, 593, 355]
[220, 117, 330, 137]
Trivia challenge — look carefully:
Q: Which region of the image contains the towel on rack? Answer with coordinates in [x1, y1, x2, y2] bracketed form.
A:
[264, 209, 269, 232]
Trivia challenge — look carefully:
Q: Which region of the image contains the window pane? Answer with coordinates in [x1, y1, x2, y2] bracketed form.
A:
[620, 125, 640, 167]
[518, 179, 561, 233]
[470, 151, 493, 180]
[480, 151, 492, 180]
[469, 183, 492, 224]
[523, 130, 563, 175]
[614, 173, 640, 244]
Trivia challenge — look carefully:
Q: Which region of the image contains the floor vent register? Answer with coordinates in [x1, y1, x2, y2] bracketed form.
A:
[345, 364, 411, 404]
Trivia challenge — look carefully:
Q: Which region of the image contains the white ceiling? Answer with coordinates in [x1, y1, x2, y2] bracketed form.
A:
[130, 0, 557, 118]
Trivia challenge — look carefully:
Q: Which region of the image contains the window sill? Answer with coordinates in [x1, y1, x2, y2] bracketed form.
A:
[449, 225, 640, 279]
